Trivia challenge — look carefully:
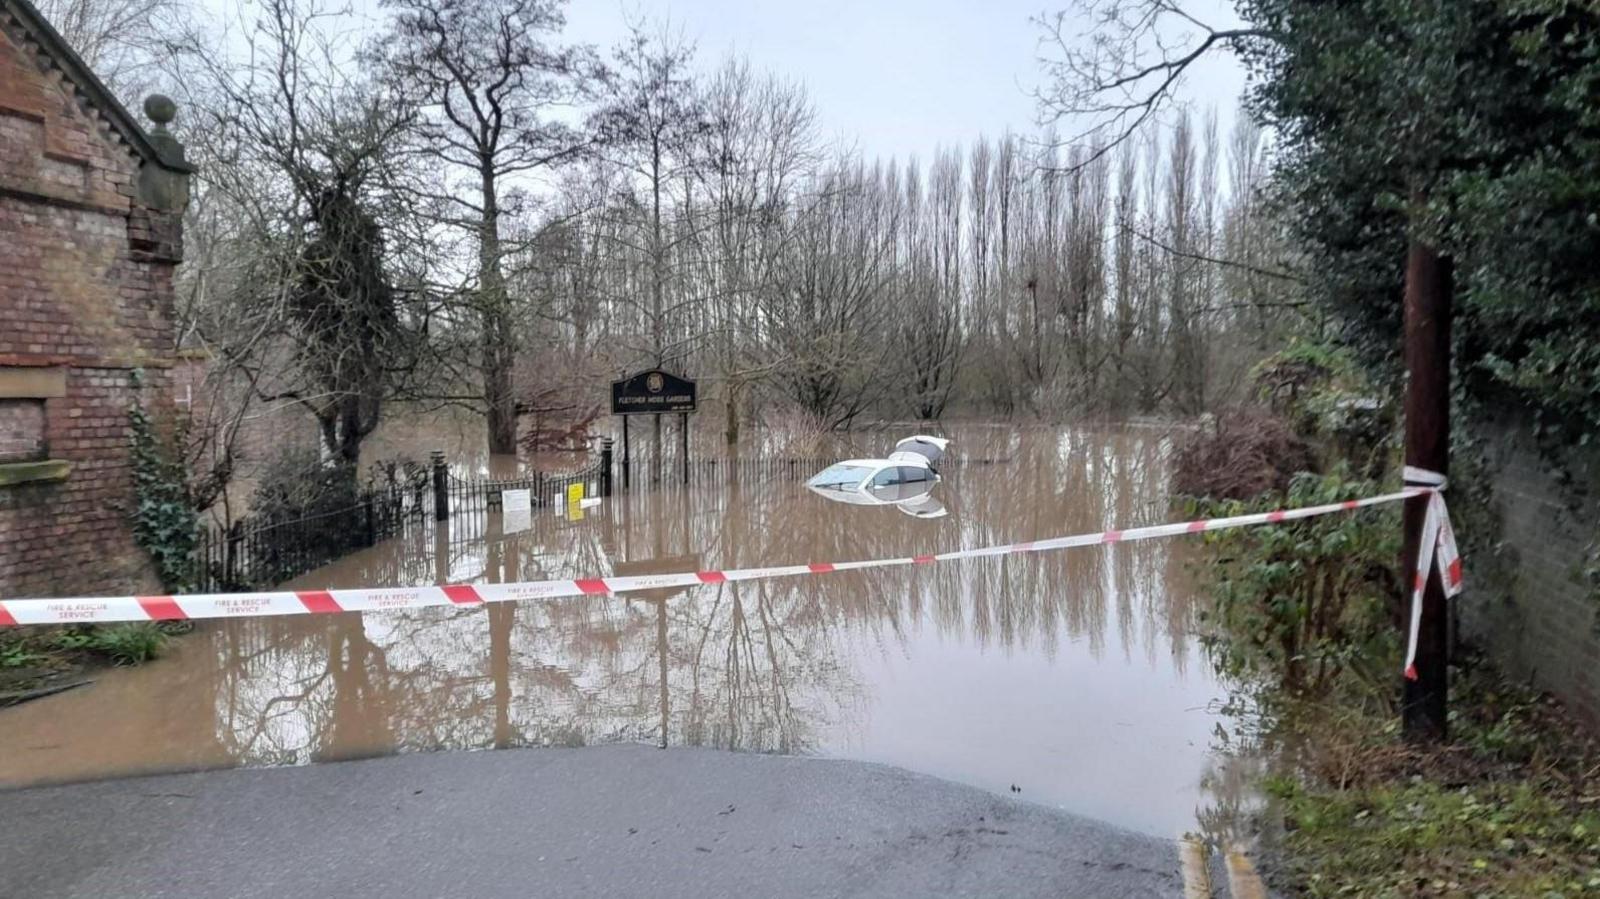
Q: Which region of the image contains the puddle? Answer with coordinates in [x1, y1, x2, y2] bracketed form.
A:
[0, 424, 1232, 837]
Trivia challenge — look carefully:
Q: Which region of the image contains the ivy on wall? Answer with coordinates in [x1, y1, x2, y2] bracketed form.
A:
[127, 370, 198, 592]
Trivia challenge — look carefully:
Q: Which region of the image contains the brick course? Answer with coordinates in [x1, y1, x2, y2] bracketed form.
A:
[0, 6, 187, 599]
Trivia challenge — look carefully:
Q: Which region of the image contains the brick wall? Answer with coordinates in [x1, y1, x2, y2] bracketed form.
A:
[0, 12, 184, 599]
[1461, 418, 1600, 728]
[0, 369, 166, 597]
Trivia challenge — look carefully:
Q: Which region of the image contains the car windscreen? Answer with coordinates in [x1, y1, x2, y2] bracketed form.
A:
[807, 464, 874, 489]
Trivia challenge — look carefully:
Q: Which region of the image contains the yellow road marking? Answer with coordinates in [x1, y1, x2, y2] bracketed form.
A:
[1224, 842, 1269, 899]
[1179, 835, 1212, 898]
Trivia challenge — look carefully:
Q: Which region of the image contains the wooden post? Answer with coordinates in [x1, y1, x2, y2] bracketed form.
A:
[431, 450, 448, 522]
[652, 412, 662, 486]
[433, 515, 450, 585]
[1401, 230, 1453, 743]
[622, 417, 631, 493]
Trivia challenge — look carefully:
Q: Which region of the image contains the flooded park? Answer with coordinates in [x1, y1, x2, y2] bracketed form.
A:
[0, 424, 1239, 839]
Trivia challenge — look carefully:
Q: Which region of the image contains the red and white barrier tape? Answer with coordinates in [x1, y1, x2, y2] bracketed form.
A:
[0, 475, 1462, 678]
[1401, 466, 1464, 681]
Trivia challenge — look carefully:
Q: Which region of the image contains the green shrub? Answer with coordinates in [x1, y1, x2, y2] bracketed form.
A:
[1189, 470, 1403, 707]
[49, 624, 167, 666]
[91, 624, 168, 665]
[0, 639, 43, 669]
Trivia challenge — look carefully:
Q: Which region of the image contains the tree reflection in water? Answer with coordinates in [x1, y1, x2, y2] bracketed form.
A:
[0, 424, 1225, 837]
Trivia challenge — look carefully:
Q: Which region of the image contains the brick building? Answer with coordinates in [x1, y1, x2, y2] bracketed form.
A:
[0, 0, 190, 598]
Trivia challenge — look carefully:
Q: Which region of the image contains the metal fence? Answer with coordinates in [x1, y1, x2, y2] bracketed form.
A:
[443, 461, 607, 515]
[192, 475, 428, 592]
[190, 446, 608, 593]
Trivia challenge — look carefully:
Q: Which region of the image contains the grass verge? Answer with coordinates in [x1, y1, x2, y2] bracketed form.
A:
[1263, 657, 1600, 897]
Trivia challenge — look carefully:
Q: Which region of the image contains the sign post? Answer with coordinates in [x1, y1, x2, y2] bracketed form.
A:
[611, 369, 697, 489]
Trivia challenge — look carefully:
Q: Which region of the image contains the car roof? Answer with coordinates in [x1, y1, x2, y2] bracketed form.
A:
[829, 457, 931, 469]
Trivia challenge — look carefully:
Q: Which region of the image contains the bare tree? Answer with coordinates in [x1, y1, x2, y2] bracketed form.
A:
[34, 0, 193, 102]
[1165, 109, 1203, 412]
[588, 24, 705, 471]
[589, 24, 706, 368]
[897, 148, 964, 420]
[765, 159, 899, 428]
[370, 0, 591, 455]
[1107, 138, 1140, 411]
[1033, 0, 1268, 170]
[178, 0, 419, 469]
[689, 58, 819, 445]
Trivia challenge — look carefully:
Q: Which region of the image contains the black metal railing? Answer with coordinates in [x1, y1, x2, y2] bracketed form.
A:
[439, 454, 608, 517]
[193, 474, 428, 592]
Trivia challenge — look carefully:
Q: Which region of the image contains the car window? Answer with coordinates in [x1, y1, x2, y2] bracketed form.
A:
[900, 466, 928, 483]
[870, 467, 900, 487]
[808, 464, 873, 489]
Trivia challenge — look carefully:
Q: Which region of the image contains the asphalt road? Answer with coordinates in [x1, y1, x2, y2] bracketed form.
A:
[0, 746, 1186, 898]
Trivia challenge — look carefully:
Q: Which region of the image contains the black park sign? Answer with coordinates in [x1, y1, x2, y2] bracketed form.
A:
[611, 369, 697, 416]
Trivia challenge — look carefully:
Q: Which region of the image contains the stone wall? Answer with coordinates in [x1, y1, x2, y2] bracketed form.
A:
[0, 5, 187, 599]
[1462, 418, 1600, 728]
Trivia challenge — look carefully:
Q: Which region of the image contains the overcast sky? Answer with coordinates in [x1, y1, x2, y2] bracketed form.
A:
[562, 0, 1250, 164]
[181, 0, 1251, 167]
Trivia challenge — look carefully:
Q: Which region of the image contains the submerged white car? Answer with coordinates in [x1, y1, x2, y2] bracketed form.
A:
[805, 436, 951, 519]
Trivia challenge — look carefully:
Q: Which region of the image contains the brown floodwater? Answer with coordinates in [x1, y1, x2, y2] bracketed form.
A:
[0, 424, 1239, 837]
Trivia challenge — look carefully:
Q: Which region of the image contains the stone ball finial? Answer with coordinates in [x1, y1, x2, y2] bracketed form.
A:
[143, 94, 177, 130]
